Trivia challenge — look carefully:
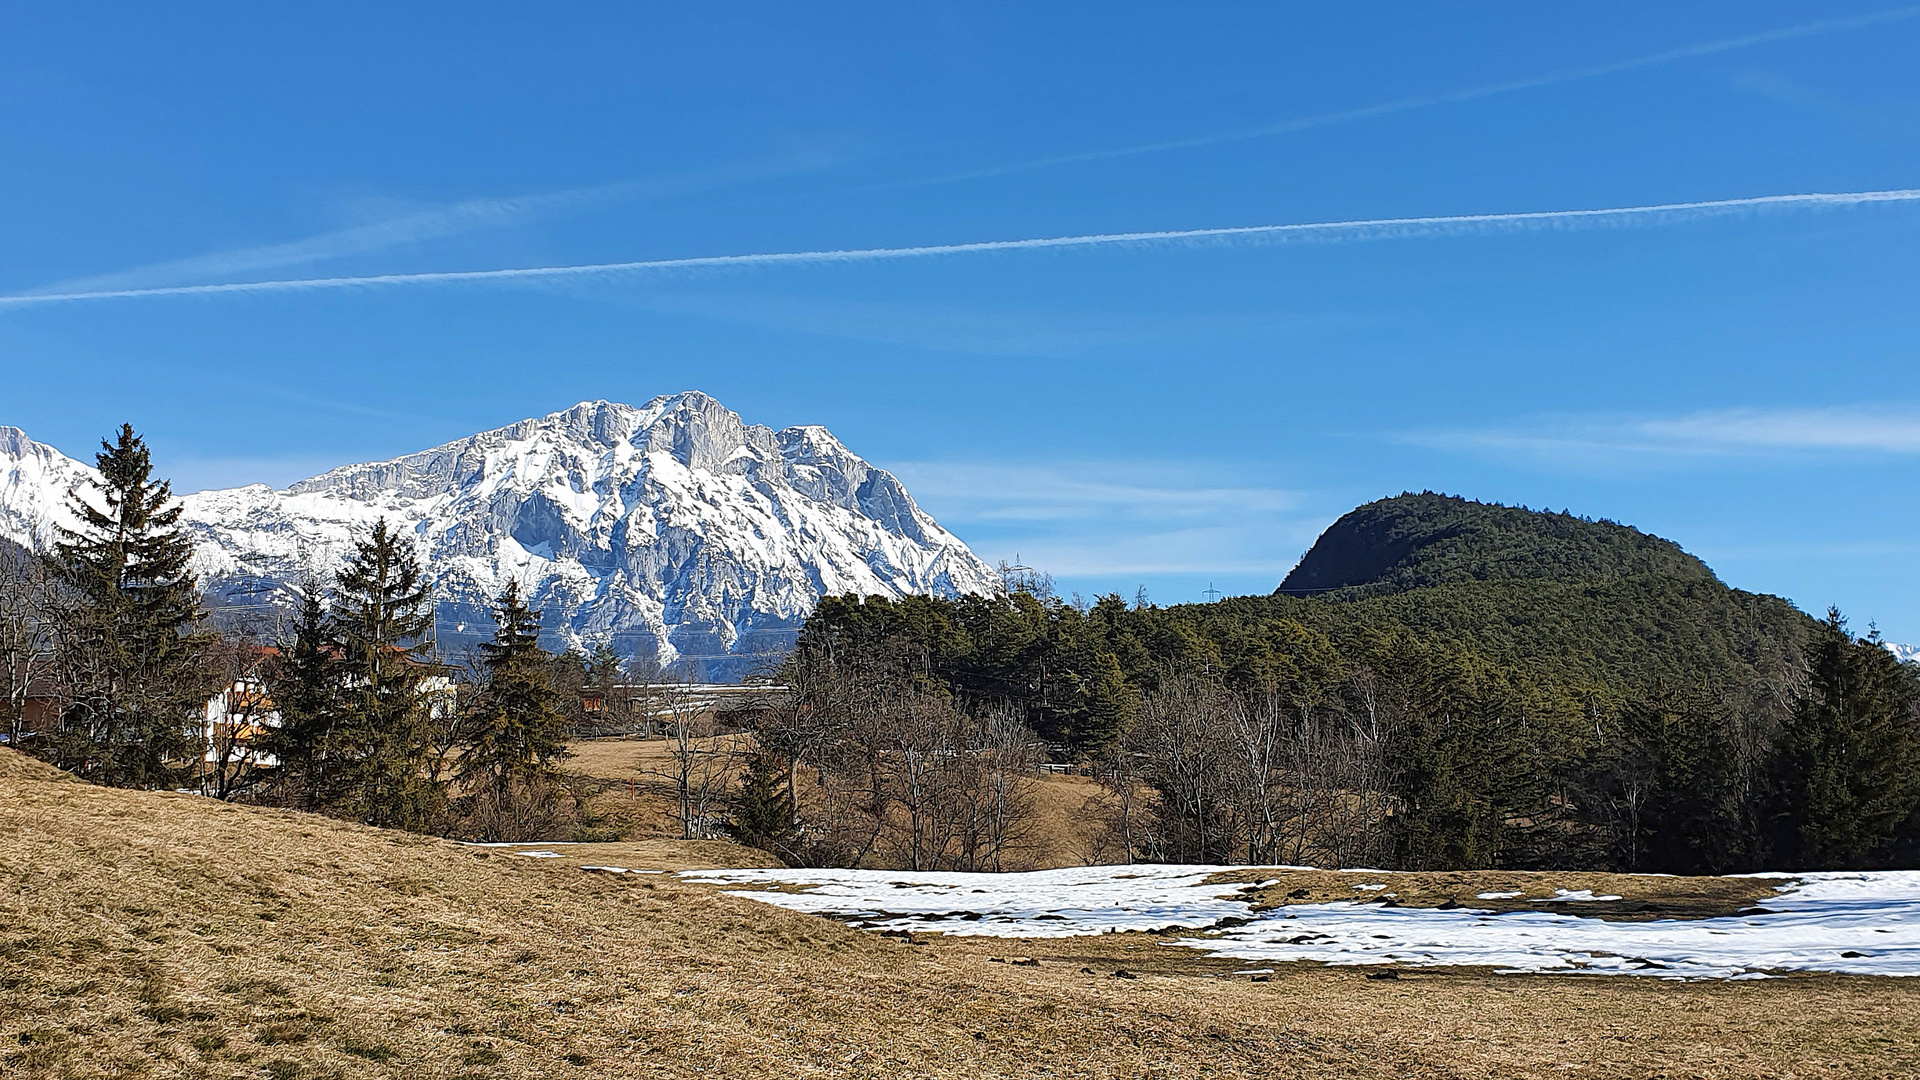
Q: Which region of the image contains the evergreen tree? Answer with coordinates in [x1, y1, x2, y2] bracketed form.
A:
[586, 638, 624, 686]
[260, 582, 346, 811]
[1601, 684, 1755, 872]
[1774, 611, 1920, 868]
[1070, 649, 1133, 753]
[47, 424, 211, 788]
[459, 581, 568, 793]
[1378, 646, 1523, 870]
[730, 742, 800, 862]
[332, 518, 442, 830]
[581, 637, 628, 734]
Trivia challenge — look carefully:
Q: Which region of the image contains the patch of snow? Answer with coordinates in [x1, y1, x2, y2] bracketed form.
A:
[1476, 891, 1524, 900]
[681, 864, 1259, 938]
[1536, 889, 1623, 902]
[514, 850, 566, 858]
[682, 865, 1920, 980]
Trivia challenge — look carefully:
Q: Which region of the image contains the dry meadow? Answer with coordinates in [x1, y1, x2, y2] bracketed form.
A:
[4, 748, 1917, 1079]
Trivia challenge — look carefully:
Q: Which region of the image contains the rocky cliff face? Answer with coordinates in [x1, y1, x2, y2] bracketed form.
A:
[0, 425, 93, 552]
[0, 394, 999, 674]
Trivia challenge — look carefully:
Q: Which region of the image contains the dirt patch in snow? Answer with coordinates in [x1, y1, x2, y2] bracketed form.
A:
[1204, 868, 1782, 921]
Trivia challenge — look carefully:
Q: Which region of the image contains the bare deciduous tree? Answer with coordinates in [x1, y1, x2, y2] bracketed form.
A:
[1129, 670, 1239, 863]
[0, 546, 61, 752]
[945, 708, 1043, 872]
[1115, 666, 1398, 868]
[197, 641, 278, 801]
[652, 680, 742, 840]
[769, 640, 1047, 871]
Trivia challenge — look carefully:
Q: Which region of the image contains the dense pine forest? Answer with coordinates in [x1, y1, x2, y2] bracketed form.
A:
[779, 493, 1920, 875]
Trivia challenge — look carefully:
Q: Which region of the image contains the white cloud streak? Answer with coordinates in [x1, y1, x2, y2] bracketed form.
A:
[896, 461, 1298, 521]
[901, 5, 1920, 186]
[1427, 405, 1920, 464]
[16, 154, 837, 298]
[890, 461, 1313, 577]
[5, 188, 1917, 309]
[1642, 406, 1920, 453]
[27, 187, 617, 297]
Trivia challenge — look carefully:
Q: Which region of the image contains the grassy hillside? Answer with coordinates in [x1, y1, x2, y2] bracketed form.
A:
[6, 748, 1920, 1078]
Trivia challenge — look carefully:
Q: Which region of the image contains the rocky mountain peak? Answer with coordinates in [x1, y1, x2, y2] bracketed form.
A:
[0, 426, 92, 550]
[0, 396, 997, 677]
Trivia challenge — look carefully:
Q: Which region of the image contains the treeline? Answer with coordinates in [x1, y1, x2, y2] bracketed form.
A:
[775, 584, 1920, 873]
[9, 434, 1918, 873]
[0, 426, 597, 841]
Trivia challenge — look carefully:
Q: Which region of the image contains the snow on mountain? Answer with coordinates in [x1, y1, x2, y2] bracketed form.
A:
[0, 425, 93, 552]
[1887, 642, 1920, 665]
[0, 395, 999, 672]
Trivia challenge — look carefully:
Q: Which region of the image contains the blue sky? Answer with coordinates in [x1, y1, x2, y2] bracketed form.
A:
[3, 3, 1919, 636]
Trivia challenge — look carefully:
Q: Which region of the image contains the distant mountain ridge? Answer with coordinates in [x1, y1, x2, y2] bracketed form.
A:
[1279, 492, 1715, 597]
[0, 394, 999, 673]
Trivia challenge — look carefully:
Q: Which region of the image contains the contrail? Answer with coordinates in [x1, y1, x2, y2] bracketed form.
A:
[903, 5, 1920, 187]
[4, 189, 1917, 307]
[16, 153, 840, 298]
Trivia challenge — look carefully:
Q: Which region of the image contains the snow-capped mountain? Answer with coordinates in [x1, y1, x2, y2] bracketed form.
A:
[0, 394, 999, 673]
[1887, 642, 1920, 665]
[0, 425, 93, 552]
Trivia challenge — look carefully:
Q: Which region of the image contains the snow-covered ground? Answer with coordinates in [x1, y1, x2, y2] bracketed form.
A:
[680, 865, 1920, 980]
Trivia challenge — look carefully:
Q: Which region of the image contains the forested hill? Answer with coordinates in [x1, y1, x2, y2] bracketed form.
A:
[1278, 492, 1715, 596]
[1255, 492, 1815, 692]
[787, 492, 1920, 874]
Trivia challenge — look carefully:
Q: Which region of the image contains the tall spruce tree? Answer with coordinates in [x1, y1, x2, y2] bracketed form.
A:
[1602, 684, 1754, 873]
[586, 639, 624, 683]
[332, 518, 442, 830]
[47, 424, 211, 788]
[260, 582, 346, 811]
[584, 638, 627, 733]
[460, 581, 568, 794]
[1774, 610, 1920, 868]
[730, 743, 800, 861]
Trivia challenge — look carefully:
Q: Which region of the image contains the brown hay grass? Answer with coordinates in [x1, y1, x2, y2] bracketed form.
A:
[565, 736, 1119, 871]
[4, 747, 1918, 1078]
[1205, 867, 1784, 921]
[566, 735, 744, 841]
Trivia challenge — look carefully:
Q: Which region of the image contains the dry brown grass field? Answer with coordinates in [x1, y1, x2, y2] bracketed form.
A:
[566, 736, 1116, 868]
[5, 746, 1918, 1079]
